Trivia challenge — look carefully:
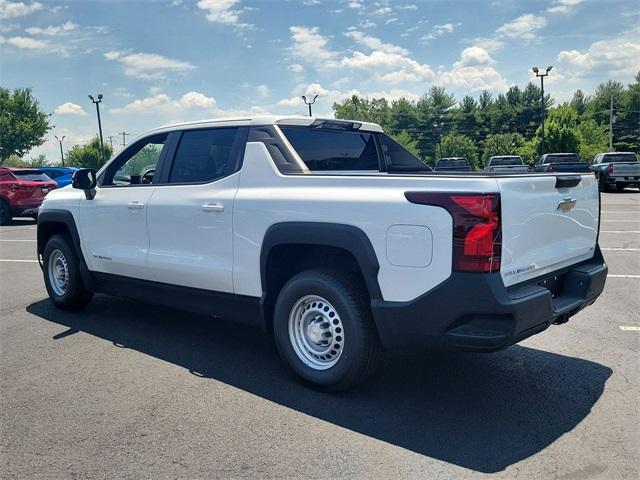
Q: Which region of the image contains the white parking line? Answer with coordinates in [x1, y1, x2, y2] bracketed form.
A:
[0, 259, 38, 263]
[602, 248, 640, 251]
[602, 211, 640, 214]
[0, 239, 36, 242]
[608, 274, 640, 278]
[619, 326, 640, 331]
[600, 231, 640, 233]
[601, 220, 640, 222]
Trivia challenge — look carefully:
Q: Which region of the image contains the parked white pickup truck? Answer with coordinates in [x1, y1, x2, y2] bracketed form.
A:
[485, 155, 529, 173]
[37, 116, 608, 391]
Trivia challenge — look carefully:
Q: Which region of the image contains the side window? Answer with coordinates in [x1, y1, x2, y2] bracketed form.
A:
[378, 133, 430, 172]
[168, 128, 239, 184]
[279, 127, 380, 172]
[104, 133, 168, 186]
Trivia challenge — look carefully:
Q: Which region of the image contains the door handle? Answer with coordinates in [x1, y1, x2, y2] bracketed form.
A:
[127, 201, 145, 209]
[201, 202, 224, 212]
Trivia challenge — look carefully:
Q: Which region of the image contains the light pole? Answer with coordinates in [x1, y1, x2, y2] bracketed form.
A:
[120, 131, 131, 147]
[88, 94, 105, 162]
[301, 94, 318, 117]
[54, 135, 65, 166]
[532, 66, 552, 155]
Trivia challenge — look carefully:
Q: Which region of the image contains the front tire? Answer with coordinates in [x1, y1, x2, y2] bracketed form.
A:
[43, 234, 93, 310]
[273, 269, 381, 392]
[0, 199, 12, 226]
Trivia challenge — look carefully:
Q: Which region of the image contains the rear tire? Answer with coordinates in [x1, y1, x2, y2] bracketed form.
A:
[0, 199, 12, 226]
[43, 234, 93, 310]
[273, 269, 381, 392]
[615, 183, 625, 192]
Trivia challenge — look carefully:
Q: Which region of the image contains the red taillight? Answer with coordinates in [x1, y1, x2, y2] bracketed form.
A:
[608, 163, 614, 173]
[547, 164, 554, 172]
[404, 192, 502, 273]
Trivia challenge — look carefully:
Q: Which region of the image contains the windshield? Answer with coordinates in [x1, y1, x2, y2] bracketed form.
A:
[544, 154, 581, 163]
[490, 156, 523, 166]
[11, 171, 53, 182]
[603, 154, 639, 163]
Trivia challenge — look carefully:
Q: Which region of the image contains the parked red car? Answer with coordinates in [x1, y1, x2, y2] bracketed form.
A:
[0, 167, 57, 225]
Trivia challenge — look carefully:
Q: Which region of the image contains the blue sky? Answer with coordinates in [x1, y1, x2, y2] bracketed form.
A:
[1, 0, 639, 161]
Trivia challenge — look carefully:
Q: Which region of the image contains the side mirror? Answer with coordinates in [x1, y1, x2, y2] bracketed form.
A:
[72, 168, 97, 199]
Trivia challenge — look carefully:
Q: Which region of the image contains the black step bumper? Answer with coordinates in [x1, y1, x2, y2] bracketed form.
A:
[370, 247, 608, 351]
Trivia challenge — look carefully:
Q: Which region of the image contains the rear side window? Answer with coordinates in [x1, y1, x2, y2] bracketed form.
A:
[378, 133, 430, 172]
[280, 127, 379, 172]
[169, 128, 240, 183]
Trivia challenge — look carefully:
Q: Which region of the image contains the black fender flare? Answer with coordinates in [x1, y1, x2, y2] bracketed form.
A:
[260, 222, 382, 301]
[37, 209, 95, 291]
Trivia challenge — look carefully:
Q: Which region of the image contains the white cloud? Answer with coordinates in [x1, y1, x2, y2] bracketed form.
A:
[422, 23, 457, 42]
[373, 7, 392, 15]
[289, 25, 337, 64]
[257, 84, 270, 97]
[344, 30, 408, 55]
[496, 14, 547, 42]
[104, 50, 195, 79]
[54, 102, 87, 116]
[25, 21, 77, 36]
[359, 19, 376, 29]
[0, 0, 42, 20]
[436, 46, 509, 92]
[111, 91, 217, 115]
[557, 38, 640, 78]
[396, 4, 418, 10]
[110, 91, 270, 119]
[547, 0, 584, 14]
[340, 50, 434, 84]
[6, 35, 48, 49]
[345, 0, 363, 9]
[196, 0, 252, 28]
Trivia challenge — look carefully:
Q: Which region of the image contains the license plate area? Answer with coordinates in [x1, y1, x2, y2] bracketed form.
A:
[537, 272, 567, 298]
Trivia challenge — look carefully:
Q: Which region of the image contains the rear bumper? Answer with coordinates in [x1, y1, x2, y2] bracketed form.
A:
[371, 247, 607, 351]
[604, 175, 640, 184]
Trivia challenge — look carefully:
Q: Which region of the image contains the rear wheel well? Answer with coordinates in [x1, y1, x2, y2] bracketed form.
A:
[262, 244, 370, 333]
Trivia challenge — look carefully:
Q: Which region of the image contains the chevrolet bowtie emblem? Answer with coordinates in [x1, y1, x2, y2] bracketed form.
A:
[557, 197, 577, 212]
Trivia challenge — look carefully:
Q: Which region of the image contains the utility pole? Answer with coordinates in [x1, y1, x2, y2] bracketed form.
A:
[54, 135, 65, 167]
[88, 94, 105, 161]
[120, 131, 131, 147]
[532, 66, 553, 155]
[609, 91, 614, 151]
[301, 95, 318, 117]
[107, 135, 114, 150]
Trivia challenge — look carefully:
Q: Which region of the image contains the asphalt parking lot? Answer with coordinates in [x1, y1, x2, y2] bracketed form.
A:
[1, 190, 638, 479]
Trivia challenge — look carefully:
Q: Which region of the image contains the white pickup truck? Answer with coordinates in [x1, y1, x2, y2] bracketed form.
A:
[37, 116, 608, 391]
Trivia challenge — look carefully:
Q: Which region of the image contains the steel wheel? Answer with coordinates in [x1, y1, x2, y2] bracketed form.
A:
[48, 248, 69, 296]
[288, 295, 345, 370]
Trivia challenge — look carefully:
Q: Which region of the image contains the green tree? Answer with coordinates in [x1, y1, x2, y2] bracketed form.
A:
[577, 120, 608, 161]
[435, 133, 478, 169]
[0, 87, 52, 163]
[539, 105, 580, 153]
[481, 133, 525, 165]
[333, 95, 391, 129]
[2, 153, 51, 167]
[516, 139, 540, 166]
[66, 136, 113, 169]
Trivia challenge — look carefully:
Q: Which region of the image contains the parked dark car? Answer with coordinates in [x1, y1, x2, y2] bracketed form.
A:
[485, 155, 529, 173]
[534, 153, 591, 173]
[39, 167, 78, 188]
[591, 152, 640, 191]
[434, 157, 472, 172]
[0, 167, 57, 225]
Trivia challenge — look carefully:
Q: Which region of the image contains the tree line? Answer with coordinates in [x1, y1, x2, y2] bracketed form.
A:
[1, 73, 639, 169]
[333, 72, 640, 169]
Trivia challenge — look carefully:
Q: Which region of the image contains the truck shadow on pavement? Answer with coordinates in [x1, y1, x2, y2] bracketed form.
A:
[27, 295, 612, 474]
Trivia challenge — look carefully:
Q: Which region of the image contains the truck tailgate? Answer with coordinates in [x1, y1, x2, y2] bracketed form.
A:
[612, 163, 640, 176]
[497, 174, 599, 286]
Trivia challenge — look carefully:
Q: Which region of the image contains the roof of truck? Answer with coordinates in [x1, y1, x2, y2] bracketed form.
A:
[144, 116, 384, 137]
